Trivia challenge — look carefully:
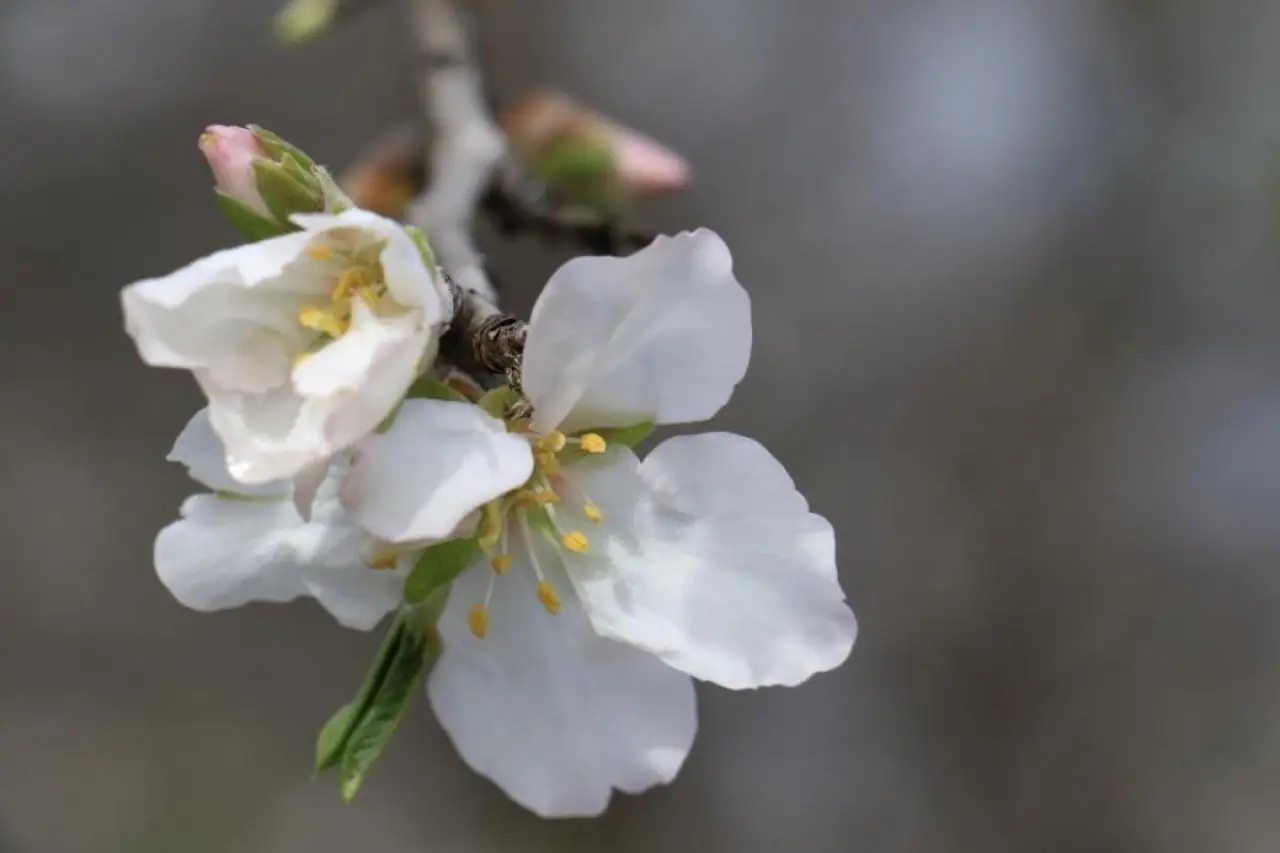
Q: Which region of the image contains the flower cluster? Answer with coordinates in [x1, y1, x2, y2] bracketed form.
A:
[122, 127, 858, 818]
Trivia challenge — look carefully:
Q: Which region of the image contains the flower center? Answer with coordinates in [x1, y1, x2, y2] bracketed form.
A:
[465, 427, 610, 639]
[295, 242, 391, 359]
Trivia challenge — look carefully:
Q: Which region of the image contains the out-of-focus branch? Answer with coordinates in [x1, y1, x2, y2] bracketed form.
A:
[407, 0, 505, 304]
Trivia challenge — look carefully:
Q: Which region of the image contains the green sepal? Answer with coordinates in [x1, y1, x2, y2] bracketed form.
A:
[405, 225, 438, 272]
[404, 535, 480, 606]
[214, 191, 291, 241]
[254, 159, 323, 224]
[535, 136, 624, 215]
[280, 151, 317, 188]
[478, 385, 521, 419]
[595, 421, 654, 449]
[559, 421, 654, 465]
[406, 375, 469, 404]
[249, 124, 318, 173]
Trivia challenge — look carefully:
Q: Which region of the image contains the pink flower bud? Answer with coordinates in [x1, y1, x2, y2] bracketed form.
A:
[199, 125, 272, 217]
[502, 92, 692, 197]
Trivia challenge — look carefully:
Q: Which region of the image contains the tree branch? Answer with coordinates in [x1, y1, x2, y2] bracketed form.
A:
[407, 0, 505, 304]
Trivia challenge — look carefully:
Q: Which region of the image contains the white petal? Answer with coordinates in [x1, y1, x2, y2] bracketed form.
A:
[154, 494, 311, 612]
[566, 434, 857, 690]
[167, 408, 288, 497]
[522, 229, 751, 433]
[290, 458, 331, 521]
[292, 209, 449, 317]
[121, 232, 316, 388]
[299, 493, 403, 630]
[429, 545, 696, 817]
[201, 379, 324, 484]
[340, 399, 533, 543]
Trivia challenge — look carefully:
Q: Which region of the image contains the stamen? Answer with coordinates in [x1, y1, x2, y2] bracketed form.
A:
[577, 433, 607, 454]
[491, 553, 512, 574]
[299, 304, 345, 338]
[468, 603, 490, 639]
[538, 431, 567, 453]
[561, 530, 590, 554]
[583, 502, 604, 523]
[478, 500, 505, 551]
[305, 244, 334, 261]
[292, 351, 313, 369]
[537, 451, 561, 476]
[537, 579, 562, 614]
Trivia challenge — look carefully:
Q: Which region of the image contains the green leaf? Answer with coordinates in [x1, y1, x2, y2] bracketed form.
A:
[214, 191, 290, 241]
[405, 536, 479, 605]
[478, 385, 521, 419]
[313, 619, 407, 776]
[254, 159, 323, 223]
[406, 375, 469, 403]
[339, 626, 435, 801]
[314, 704, 356, 773]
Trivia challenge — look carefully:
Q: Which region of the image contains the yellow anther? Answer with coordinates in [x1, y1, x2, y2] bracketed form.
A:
[537, 580, 562, 614]
[299, 304, 345, 338]
[561, 530, 590, 554]
[305, 244, 334, 261]
[583, 502, 604, 523]
[578, 433, 607, 454]
[292, 350, 313, 369]
[538, 431, 567, 453]
[491, 554, 512, 574]
[533, 489, 560, 505]
[468, 604, 490, 639]
[537, 451, 561, 476]
[367, 546, 399, 570]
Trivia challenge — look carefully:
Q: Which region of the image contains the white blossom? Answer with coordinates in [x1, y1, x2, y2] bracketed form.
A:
[344, 230, 857, 816]
[154, 409, 404, 630]
[122, 209, 449, 485]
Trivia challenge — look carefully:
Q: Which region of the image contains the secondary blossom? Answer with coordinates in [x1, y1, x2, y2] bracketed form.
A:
[122, 209, 450, 484]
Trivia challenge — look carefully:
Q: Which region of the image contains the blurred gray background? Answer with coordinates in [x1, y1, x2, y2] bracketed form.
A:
[5, 0, 1280, 850]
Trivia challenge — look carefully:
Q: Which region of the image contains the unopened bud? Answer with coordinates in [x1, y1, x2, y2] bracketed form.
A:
[200, 125, 272, 218]
[200, 124, 350, 241]
[502, 91, 691, 210]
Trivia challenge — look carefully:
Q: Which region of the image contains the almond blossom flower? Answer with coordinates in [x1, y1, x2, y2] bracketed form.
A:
[154, 409, 404, 630]
[342, 229, 858, 816]
[122, 209, 449, 485]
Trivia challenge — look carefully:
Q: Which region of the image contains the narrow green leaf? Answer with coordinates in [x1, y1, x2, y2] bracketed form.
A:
[478, 385, 520, 419]
[214, 191, 290, 241]
[406, 375, 469, 403]
[254, 159, 323, 223]
[312, 619, 408, 778]
[339, 628, 433, 801]
[314, 704, 356, 773]
[405, 537, 479, 605]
